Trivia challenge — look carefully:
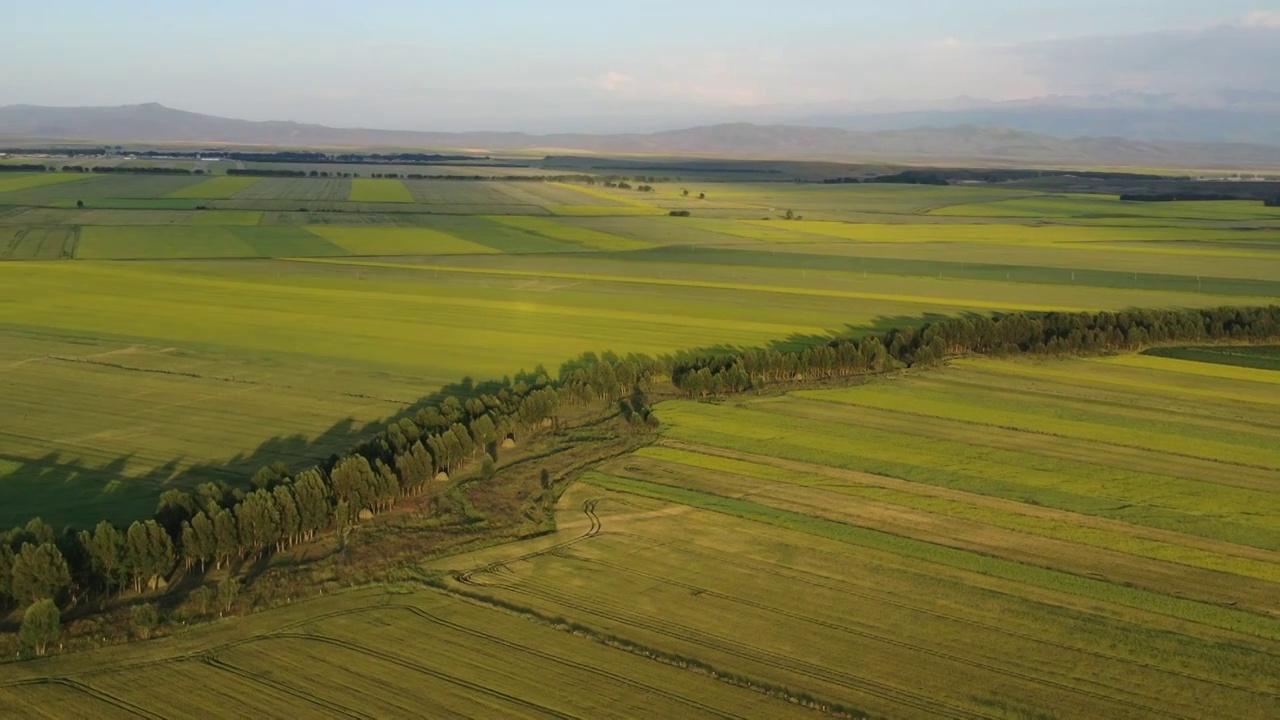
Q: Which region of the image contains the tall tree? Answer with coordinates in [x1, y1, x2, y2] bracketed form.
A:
[235, 490, 281, 558]
[212, 509, 238, 568]
[0, 543, 15, 602]
[87, 522, 125, 594]
[291, 469, 330, 540]
[9, 543, 71, 605]
[217, 577, 240, 615]
[23, 518, 56, 546]
[184, 511, 216, 572]
[20, 599, 61, 656]
[330, 456, 377, 511]
[273, 485, 301, 549]
[154, 489, 195, 540]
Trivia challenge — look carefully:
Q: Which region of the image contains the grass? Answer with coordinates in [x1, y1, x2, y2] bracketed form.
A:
[582, 472, 1278, 640]
[3, 173, 1280, 718]
[1, 227, 76, 260]
[487, 215, 653, 251]
[4, 178, 1280, 532]
[76, 226, 337, 259]
[1141, 345, 1280, 372]
[165, 176, 261, 199]
[930, 194, 1280, 221]
[188, 210, 263, 226]
[0, 586, 812, 719]
[629, 446, 1280, 582]
[412, 352, 1280, 718]
[0, 173, 92, 193]
[304, 226, 501, 256]
[348, 178, 415, 203]
[425, 479, 1278, 719]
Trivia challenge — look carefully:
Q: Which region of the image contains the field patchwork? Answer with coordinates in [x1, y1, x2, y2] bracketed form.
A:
[0, 587, 810, 719]
[488, 215, 652, 251]
[426, 353, 1280, 719]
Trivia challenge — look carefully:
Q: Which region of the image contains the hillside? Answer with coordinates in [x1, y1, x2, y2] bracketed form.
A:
[5, 103, 1280, 168]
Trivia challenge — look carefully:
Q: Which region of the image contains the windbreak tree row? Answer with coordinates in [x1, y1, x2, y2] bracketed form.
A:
[1, 306, 1277, 626]
[670, 306, 1280, 395]
[0, 354, 655, 615]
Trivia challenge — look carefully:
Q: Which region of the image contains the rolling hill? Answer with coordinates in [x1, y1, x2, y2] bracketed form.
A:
[3, 103, 1280, 168]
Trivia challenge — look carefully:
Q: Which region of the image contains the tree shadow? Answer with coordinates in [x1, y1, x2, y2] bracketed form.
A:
[0, 310, 979, 532]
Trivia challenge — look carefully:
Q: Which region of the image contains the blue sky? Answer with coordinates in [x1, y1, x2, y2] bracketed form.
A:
[5, 1, 1280, 130]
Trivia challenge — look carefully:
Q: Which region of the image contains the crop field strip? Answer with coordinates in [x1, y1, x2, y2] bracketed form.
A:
[436, 484, 1277, 720]
[421, 353, 1279, 718]
[1, 180, 1279, 524]
[165, 176, 261, 199]
[0, 172, 94, 193]
[0, 587, 810, 719]
[348, 178, 415, 203]
[654, 396, 1277, 549]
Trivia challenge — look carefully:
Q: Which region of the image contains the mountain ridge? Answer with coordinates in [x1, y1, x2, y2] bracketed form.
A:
[3, 103, 1280, 169]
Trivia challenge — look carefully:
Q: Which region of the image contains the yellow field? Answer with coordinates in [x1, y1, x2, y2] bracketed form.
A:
[488, 215, 652, 250]
[347, 178, 415, 203]
[0, 173, 92, 193]
[304, 226, 500, 255]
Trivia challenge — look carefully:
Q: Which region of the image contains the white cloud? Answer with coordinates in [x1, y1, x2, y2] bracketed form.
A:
[1241, 10, 1280, 28]
[940, 38, 963, 48]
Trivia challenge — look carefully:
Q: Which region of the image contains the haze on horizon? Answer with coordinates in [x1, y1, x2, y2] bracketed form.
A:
[6, 0, 1280, 133]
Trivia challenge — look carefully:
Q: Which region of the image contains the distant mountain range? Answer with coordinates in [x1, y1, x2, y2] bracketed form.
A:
[789, 91, 1280, 146]
[3, 102, 1280, 169]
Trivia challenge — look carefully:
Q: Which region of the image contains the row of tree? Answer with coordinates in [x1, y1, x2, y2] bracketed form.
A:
[0, 353, 656, 622]
[4, 306, 1277, 653]
[670, 306, 1280, 396]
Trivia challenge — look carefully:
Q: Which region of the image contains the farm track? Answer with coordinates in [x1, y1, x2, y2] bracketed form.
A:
[200, 655, 374, 719]
[0, 676, 162, 719]
[564, 551, 1207, 719]
[597, 523, 1279, 693]
[456, 499, 601, 585]
[791, 394, 1280, 473]
[651, 441, 1280, 566]
[456, 500, 997, 720]
[263, 632, 577, 719]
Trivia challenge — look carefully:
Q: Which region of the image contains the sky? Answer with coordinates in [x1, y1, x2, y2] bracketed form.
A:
[5, 1, 1280, 131]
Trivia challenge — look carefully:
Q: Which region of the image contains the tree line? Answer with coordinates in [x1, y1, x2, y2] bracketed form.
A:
[0, 353, 661, 652]
[2, 305, 1277, 653]
[669, 306, 1280, 397]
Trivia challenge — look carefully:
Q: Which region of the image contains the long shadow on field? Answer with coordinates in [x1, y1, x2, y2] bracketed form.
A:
[1, 312, 954, 533]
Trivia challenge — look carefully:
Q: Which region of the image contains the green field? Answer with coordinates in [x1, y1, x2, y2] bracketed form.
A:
[424, 354, 1280, 719]
[348, 178, 415, 203]
[6, 353, 1274, 719]
[0, 586, 812, 719]
[1144, 344, 1280, 371]
[165, 176, 261, 199]
[2, 176, 1279, 527]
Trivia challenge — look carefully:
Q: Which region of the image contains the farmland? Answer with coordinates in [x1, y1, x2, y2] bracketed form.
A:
[0, 586, 813, 719]
[428, 353, 1280, 719]
[1, 166, 1279, 717]
[1, 172, 1279, 529]
[5, 351, 1276, 719]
